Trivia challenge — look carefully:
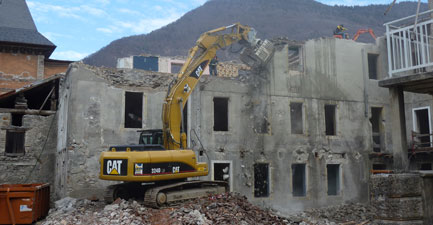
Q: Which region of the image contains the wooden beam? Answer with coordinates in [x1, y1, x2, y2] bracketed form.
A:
[0, 108, 56, 116]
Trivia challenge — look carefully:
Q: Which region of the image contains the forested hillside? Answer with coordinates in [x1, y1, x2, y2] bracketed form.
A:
[83, 0, 427, 67]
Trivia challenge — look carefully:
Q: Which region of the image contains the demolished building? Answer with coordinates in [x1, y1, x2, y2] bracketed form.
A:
[1, 1, 433, 223]
[0, 0, 70, 192]
[2, 36, 393, 211]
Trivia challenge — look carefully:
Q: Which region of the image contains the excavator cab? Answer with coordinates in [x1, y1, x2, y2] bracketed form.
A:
[138, 129, 164, 146]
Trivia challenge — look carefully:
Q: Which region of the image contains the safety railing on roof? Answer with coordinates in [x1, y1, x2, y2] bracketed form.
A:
[411, 130, 433, 153]
[385, 9, 433, 77]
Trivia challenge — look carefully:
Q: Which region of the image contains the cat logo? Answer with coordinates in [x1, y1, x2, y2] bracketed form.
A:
[106, 160, 123, 175]
[189, 61, 208, 79]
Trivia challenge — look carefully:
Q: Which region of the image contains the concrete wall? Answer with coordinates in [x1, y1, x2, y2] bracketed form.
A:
[55, 37, 433, 215]
[187, 38, 393, 214]
[56, 63, 173, 199]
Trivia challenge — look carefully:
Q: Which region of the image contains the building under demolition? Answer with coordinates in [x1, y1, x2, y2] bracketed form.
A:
[2, 0, 433, 223]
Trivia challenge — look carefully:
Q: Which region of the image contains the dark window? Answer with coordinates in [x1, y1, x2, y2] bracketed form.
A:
[288, 46, 302, 71]
[11, 114, 23, 126]
[327, 164, 340, 196]
[414, 108, 431, 147]
[254, 163, 269, 197]
[214, 97, 228, 131]
[5, 129, 26, 156]
[368, 54, 378, 80]
[372, 164, 387, 170]
[290, 102, 303, 134]
[325, 105, 336, 136]
[420, 163, 432, 170]
[214, 163, 230, 190]
[292, 164, 306, 197]
[125, 92, 143, 128]
[370, 107, 383, 152]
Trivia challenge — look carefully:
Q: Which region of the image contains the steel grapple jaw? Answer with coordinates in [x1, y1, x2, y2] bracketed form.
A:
[240, 39, 274, 68]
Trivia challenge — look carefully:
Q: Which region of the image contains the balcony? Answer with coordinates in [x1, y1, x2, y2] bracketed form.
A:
[380, 9, 433, 94]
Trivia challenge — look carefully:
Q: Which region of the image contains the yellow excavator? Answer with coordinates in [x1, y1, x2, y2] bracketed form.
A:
[99, 23, 274, 207]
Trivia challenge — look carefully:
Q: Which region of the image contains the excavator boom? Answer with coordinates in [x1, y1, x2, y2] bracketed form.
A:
[99, 23, 274, 207]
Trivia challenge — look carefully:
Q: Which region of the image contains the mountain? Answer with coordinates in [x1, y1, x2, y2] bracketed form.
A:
[83, 0, 427, 67]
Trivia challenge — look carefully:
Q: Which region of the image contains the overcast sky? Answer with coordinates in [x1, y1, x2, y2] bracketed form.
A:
[27, 0, 426, 61]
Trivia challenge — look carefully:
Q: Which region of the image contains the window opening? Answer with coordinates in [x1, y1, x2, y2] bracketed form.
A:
[290, 102, 303, 134]
[370, 107, 383, 152]
[372, 164, 387, 170]
[414, 108, 431, 147]
[325, 105, 336, 136]
[11, 113, 23, 126]
[327, 164, 340, 196]
[213, 97, 228, 131]
[5, 129, 26, 156]
[171, 63, 183, 74]
[292, 164, 306, 197]
[288, 46, 303, 71]
[125, 92, 143, 128]
[213, 162, 231, 191]
[254, 163, 269, 197]
[368, 54, 379, 80]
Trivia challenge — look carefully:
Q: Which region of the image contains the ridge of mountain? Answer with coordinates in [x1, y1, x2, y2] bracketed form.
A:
[83, 0, 427, 67]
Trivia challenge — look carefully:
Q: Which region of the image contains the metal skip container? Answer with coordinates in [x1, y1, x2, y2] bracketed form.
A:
[0, 183, 50, 225]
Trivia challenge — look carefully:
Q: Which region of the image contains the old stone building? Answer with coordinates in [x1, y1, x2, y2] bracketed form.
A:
[0, 0, 70, 192]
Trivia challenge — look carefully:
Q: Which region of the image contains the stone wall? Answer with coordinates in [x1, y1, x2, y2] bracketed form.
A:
[0, 114, 57, 186]
[370, 173, 433, 224]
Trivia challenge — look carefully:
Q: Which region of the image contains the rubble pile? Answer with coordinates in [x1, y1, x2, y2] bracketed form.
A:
[295, 202, 375, 225]
[169, 193, 291, 224]
[79, 63, 175, 89]
[40, 197, 152, 225]
[40, 193, 375, 225]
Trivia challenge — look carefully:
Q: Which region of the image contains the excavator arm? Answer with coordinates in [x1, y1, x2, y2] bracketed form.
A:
[162, 23, 273, 150]
[352, 28, 376, 41]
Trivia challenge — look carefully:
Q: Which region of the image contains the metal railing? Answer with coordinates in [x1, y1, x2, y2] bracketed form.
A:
[385, 9, 433, 77]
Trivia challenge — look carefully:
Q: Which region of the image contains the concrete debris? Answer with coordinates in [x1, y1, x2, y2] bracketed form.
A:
[296, 202, 375, 224]
[39, 193, 375, 225]
[78, 62, 175, 90]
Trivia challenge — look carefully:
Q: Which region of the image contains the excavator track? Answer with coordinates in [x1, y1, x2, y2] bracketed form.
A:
[143, 181, 228, 208]
[104, 184, 117, 203]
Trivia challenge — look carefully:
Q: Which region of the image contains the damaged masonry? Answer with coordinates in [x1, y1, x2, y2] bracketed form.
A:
[3, 1, 433, 224]
[2, 35, 433, 224]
